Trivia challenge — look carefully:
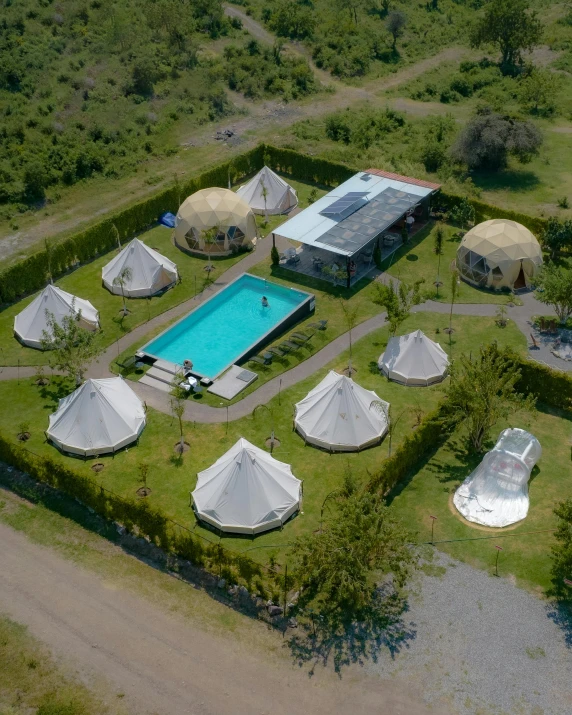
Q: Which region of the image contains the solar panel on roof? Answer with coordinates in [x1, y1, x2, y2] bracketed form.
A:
[320, 192, 369, 219]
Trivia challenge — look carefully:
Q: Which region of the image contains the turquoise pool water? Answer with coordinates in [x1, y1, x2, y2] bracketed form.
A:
[142, 274, 312, 378]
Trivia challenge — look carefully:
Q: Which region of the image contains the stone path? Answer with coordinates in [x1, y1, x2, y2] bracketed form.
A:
[1, 236, 565, 423]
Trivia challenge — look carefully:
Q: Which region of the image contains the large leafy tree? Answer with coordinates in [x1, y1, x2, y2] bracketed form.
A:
[535, 264, 572, 323]
[291, 491, 414, 619]
[40, 306, 100, 386]
[374, 278, 424, 336]
[550, 498, 572, 599]
[451, 108, 542, 171]
[470, 0, 543, 74]
[541, 218, 572, 261]
[445, 343, 534, 452]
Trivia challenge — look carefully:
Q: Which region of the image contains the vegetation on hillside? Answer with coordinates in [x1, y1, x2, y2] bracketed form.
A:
[0, 0, 318, 215]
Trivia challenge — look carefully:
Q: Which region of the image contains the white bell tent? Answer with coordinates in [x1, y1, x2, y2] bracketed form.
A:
[453, 428, 541, 528]
[294, 371, 389, 452]
[47, 376, 146, 456]
[102, 238, 178, 298]
[236, 166, 298, 215]
[192, 438, 301, 535]
[14, 284, 99, 349]
[378, 329, 449, 386]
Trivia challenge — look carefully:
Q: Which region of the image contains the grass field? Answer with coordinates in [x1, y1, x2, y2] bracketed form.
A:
[0, 612, 126, 715]
[0, 312, 527, 567]
[0, 176, 328, 368]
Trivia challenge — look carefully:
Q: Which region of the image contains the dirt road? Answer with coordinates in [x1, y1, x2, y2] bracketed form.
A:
[0, 521, 439, 715]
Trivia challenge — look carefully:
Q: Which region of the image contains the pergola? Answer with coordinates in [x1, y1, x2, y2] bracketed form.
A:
[273, 169, 440, 288]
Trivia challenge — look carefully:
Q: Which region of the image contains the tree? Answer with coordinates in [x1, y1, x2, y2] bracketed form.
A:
[201, 225, 220, 272]
[434, 224, 444, 298]
[445, 343, 534, 452]
[374, 279, 424, 336]
[112, 223, 121, 250]
[519, 68, 561, 116]
[370, 400, 403, 457]
[131, 58, 156, 96]
[448, 269, 459, 337]
[470, 0, 543, 74]
[40, 306, 100, 387]
[550, 498, 572, 599]
[450, 198, 475, 230]
[113, 266, 132, 317]
[451, 108, 542, 171]
[534, 264, 572, 324]
[170, 377, 187, 455]
[386, 11, 406, 50]
[268, 0, 316, 39]
[541, 217, 572, 260]
[339, 300, 359, 376]
[260, 177, 269, 226]
[290, 491, 414, 619]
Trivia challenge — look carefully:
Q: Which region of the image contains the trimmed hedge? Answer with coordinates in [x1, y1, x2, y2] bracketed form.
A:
[367, 404, 455, 496]
[0, 434, 269, 589]
[508, 350, 572, 411]
[263, 144, 355, 187]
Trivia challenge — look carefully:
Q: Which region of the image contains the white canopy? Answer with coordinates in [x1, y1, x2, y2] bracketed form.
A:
[47, 376, 146, 456]
[192, 438, 301, 534]
[294, 371, 389, 452]
[453, 428, 541, 528]
[378, 329, 449, 386]
[236, 166, 298, 215]
[102, 238, 178, 298]
[14, 284, 99, 349]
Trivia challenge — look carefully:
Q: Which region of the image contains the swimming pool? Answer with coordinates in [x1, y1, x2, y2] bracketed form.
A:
[140, 273, 314, 379]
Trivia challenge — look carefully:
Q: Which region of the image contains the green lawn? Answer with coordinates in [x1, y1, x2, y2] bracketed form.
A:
[1, 176, 329, 369]
[0, 312, 526, 567]
[384, 222, 517, 305]
[390, 403, 572, 594]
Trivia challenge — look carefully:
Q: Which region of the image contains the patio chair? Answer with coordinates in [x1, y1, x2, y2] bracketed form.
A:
[287, 255, 301, 266]
[309, 319, 328, 331]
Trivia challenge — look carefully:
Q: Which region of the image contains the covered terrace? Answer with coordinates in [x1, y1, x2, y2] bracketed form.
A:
[272, 169, 440, 288]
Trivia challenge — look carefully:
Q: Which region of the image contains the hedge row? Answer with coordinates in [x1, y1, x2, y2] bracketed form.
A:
[1, 142, 551, 304]
[509, 351, 572, 412]
[367, 404, 455, 496]
[439, 191, 548, 237]
[0, 145, 265, 304]
[0, 434, 270, 591]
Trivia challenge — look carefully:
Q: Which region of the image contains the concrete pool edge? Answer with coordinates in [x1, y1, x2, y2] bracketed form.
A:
[138, 273, 315, 380]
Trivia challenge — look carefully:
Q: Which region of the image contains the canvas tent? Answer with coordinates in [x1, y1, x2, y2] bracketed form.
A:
[378, 329, 449, 386]
[47, 376, 146, 456]
[456, 219, 542, 290]
[236, 166, 297, 215]
[294, 371, 389, 452]
[102, 239, 178, 298]
[453, 428, 541, 528]
[192, 438, 301, 535]
[14, 284, 99, 349]
[174, 188, 257, 255]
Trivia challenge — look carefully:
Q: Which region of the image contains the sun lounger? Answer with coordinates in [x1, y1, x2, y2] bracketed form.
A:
[290, 332, 312, 344]
[249, 355, 271, 366]
[280, 341, 301, 352]
[268, 346, 287, 358]
[309, 320, 328, 331]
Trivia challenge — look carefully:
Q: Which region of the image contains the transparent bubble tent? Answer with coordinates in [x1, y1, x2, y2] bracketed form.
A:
[453, 428, 541, 528]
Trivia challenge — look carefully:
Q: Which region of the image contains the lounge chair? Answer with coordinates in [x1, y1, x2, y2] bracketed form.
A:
[290, 332, 313, 344]
[280, 341, 301, 352]
[309, 320, 328, 331]
[268, 346, 287, 358]
[249, 355, 271, 366]
[118, 355, 138, 370]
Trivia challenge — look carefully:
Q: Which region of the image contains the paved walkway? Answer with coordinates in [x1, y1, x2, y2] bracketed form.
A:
[1, 238, 566, 423]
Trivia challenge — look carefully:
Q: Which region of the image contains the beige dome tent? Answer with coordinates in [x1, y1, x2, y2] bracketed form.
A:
[174, 188, 257, 255]
[456, 219, 542, 290]
[378, 329, 449, 386]
[102, 239, 178, 298]
[236, 166, 297, 215]
[294, 371, 389, 452]
[14, 284, 99, 349]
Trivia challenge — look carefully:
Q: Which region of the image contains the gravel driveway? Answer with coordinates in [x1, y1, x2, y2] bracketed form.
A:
[367, 551, 572, 715]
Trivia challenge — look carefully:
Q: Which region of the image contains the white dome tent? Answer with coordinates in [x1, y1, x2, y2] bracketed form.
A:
[294, 371, 389, 452]
[47, 376, 146, 456]
[14, 284, 99, 349]
[236, 166, 298, 215]
[456, 219, 543, 291]
[102, 238, 178, 298]
[453, 428, 541, 528]
[192, 438, 301, 535]
[378, 329, 449, 386]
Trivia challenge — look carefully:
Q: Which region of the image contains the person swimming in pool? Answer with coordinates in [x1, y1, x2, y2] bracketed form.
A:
[261, 296, 269, 307]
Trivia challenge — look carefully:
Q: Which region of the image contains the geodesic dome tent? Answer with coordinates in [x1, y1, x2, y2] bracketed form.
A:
[47, 376, 146, 457]
[456, 219, 543, 290]
[14, 284, 99, 349]
[378, 329, 449, 386]
[453, 428, 541, 528]
[192, 438, 301, 535]
[102, 239, 178, 298]
[294, 371, 389, 452]
[236, 166, 298, 215]
[174, 188, 257, 255]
